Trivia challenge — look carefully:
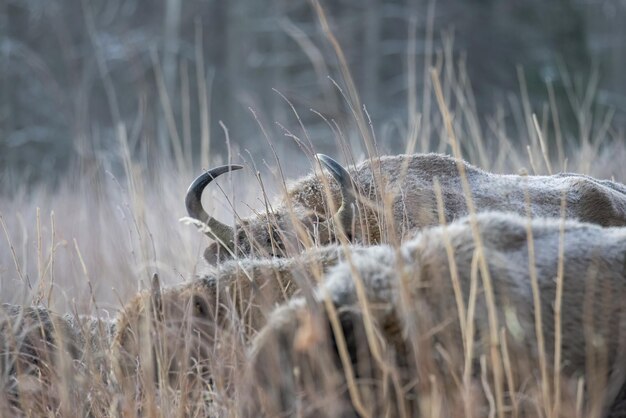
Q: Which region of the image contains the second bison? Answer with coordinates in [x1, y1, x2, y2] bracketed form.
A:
[245, 212, 626, 417]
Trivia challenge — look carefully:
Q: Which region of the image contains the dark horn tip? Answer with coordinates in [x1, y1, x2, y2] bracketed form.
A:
[186, 164, 244, 192]
[316, 154, 334, 166]
[185, 164, 244, 219]
[317, 154, 350, 185]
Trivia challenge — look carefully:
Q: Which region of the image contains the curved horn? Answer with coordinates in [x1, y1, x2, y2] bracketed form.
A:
[185, 165, 243, 245]
[317, 154, 356, 234]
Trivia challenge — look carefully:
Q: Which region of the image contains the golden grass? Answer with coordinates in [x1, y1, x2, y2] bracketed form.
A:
[1, 4, 626, 416]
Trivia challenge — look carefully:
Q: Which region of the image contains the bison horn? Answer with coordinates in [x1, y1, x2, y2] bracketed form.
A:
[150, 273, 163, 322]
[317, 154, 356, 235]
[185, 165, 243, 247]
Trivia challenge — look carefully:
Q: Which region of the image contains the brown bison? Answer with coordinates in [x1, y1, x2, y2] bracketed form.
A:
[0, 304, 114, 416]
[187, 153, 626, 264]
[245, 212, 626, 417]
[111, 245, 361, 391]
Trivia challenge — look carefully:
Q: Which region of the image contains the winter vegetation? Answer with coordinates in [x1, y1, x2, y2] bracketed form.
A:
[1, 0, 626, 417]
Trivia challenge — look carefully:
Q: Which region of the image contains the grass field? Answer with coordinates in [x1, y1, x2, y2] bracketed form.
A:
[1, 5, 626, 416]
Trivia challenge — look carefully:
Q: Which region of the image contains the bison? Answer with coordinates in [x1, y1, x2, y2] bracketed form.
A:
[0, 304, 115, 416]
[111, 245, 363, 392]
[187, 153, 626, 264]
[245, 212, 626, 417]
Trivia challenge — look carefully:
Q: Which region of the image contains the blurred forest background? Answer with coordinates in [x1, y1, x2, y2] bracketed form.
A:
[1, 0, 626, 192]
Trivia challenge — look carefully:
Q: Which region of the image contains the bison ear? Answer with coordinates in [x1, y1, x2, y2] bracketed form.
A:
[150, 273, 163, 321]
[204, 242, 226, 266]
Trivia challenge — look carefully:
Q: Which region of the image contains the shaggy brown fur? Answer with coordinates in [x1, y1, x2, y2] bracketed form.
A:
[245, 212, 626, 417]
[111, 245, 363, 390]
[196, 153, 626, 263]
[0, 304, 114, 416]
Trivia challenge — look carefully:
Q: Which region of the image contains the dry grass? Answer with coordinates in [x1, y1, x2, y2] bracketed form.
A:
[1, 4, 626, 416]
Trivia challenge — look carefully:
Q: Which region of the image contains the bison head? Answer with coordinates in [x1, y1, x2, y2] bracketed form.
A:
[185, 154, 356, 264]
[112, 274, 224, 391]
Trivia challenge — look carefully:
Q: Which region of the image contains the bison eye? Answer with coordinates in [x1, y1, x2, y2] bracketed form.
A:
[193, 296, 209, 317]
